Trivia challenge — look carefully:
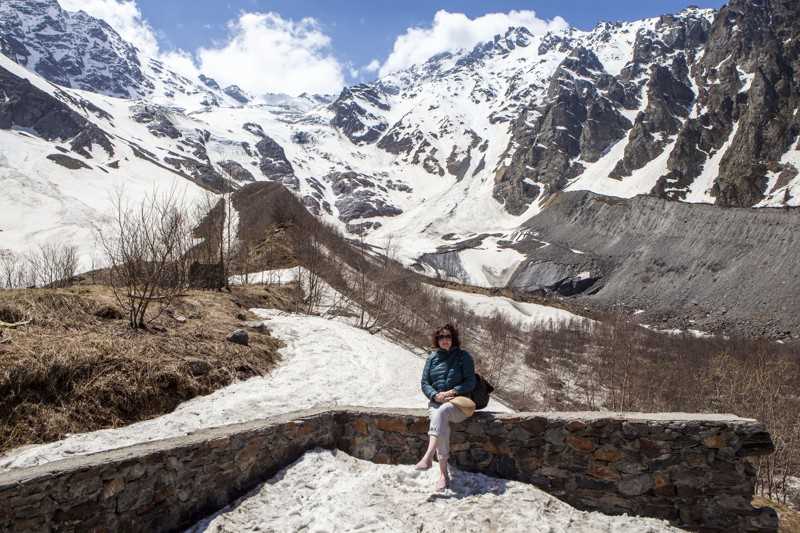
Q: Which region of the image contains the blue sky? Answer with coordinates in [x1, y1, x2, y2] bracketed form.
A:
[135, 1, 725, 65]
[60, 0, 726, 95]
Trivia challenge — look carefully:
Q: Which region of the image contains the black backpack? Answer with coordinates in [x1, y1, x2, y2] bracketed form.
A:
[456, 350, 494, 409]
[469, 372, 494, 410]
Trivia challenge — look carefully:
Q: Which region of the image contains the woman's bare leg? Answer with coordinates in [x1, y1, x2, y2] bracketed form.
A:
[435, 453, 449, 490]
[415, 435, 438, 470]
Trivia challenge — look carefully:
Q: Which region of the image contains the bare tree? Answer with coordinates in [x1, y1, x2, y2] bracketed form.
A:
[16, 243, 79, 288]
[483, 311, 517, 386]
[96, 187, 192, 329]
[294, 224, 326, 314]
[0, 251, 20, 289]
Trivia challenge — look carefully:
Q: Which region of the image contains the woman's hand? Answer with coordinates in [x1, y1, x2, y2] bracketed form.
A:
[435, 390, 457, 402]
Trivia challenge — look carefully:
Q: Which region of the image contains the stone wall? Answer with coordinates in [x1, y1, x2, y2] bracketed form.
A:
[0, 407, 778, 532]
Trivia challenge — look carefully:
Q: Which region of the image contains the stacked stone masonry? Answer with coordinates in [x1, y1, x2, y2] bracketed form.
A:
[0, 407, 778, 532]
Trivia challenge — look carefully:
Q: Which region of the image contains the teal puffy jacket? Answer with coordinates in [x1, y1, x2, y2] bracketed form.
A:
[420, 348, 476, 401]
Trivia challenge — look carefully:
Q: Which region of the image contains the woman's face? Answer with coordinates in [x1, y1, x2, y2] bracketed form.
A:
[437, 330, 453, 350]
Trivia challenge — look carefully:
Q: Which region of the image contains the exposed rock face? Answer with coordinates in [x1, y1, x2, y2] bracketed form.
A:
[377, 123, 446, 177]
[330, 84, 390, 144]
[327, 171, 375, 196]
[46, 153, 90, 170]
[0, 0, 151, 98]
[345, 221, 382, 236]
[324, 171, 402, 224]
[242, 122, 265, 137]
[679, 0, 800, 207]
[495, 47, 636, 215]
[492, 9, 721, 214]
[616, 1, 800, 207]
[164, 154, 227, 192]
[239, 121, 299, 190]
[256, 136, 295, 184]
[162, 131, 229, 193]
[0, 65, 86, 139]
[301, 176, 332, 216]
[511, 191, 800, 338]
[336, 194, 402, 223]
[218, 160, 254, 182]
[69, 124, 113, 158]
[198, 74, 221, 91]
[0, 64, 114, 161]
[607, 12, 710, 186]
[223, 85, 249, 104]
[131, 104, 181, 139]
[610, 62, 695, 179]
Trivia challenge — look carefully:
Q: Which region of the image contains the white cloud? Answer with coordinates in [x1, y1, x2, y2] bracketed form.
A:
[197, 13, 345, 96]
[56, 1, 345, 96]
[346, 59, 382, 81]
[158, 50, 200, 80]
[379, 10, 569, 76]
[57, 0, 160, 57]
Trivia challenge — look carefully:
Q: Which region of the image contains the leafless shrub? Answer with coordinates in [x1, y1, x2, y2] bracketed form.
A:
[0, 251, 22, 289]
[484, 311, 517, 384]
[5, 244, 79, 289]
[95, 187, 193, 329]
[294, 226, 326, 314]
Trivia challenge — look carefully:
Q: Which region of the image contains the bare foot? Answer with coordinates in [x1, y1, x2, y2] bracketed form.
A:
[414, 456, 433, 470]
[435, 475, 449, 491]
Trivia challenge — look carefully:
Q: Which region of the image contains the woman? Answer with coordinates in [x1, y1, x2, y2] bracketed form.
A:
[415, 324, 476, 490]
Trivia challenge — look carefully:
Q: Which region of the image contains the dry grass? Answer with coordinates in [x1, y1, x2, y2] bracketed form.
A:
[0, 284, 301, 453]
[754, 496, 800, 533]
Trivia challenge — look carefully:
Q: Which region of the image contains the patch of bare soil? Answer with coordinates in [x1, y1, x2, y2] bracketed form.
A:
[0, 284, 300, 453]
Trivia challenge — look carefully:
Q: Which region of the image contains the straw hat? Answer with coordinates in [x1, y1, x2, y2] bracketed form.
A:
[449, 396, 476, 417]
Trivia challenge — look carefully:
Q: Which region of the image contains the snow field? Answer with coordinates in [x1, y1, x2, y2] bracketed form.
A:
[456, 235, 528, 287]
[436, 286, 588, 328]
[228, 267, 301, 286]
[188, 448, 682, 533]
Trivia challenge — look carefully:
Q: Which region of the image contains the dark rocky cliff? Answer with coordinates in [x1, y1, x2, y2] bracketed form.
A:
[494, 1, 800, 213]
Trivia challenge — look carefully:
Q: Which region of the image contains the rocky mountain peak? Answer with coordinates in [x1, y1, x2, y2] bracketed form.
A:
[329, 84, 391, 144]
[0, 0, 149, 98]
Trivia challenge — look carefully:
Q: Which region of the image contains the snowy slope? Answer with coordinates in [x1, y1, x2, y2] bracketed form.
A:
[0, 310, 510, 471]
[3, 0, 799, 289]
[436, 287, 587, 328]
[0, 54, 212, 265]
[188, 448, 682, 533]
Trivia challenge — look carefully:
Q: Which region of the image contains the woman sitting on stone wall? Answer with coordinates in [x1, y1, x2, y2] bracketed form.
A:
[415, 324, 477, 491]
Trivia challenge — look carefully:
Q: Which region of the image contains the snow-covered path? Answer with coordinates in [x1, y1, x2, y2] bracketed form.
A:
[188, 448, 681, 533]
[0, 310, 509, 470]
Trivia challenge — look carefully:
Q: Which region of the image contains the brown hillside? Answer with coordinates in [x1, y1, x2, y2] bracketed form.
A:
[0, 284, 300, 453]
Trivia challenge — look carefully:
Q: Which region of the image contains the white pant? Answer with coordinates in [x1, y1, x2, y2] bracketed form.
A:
[428, 400, 467, 461]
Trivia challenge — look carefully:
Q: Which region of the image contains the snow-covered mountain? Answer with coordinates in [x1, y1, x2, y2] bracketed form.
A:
[1, 0, 799, 300]
[0, 0, 252, 108]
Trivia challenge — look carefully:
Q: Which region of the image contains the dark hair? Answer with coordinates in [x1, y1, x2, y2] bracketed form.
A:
[432, 323, 461, 349]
